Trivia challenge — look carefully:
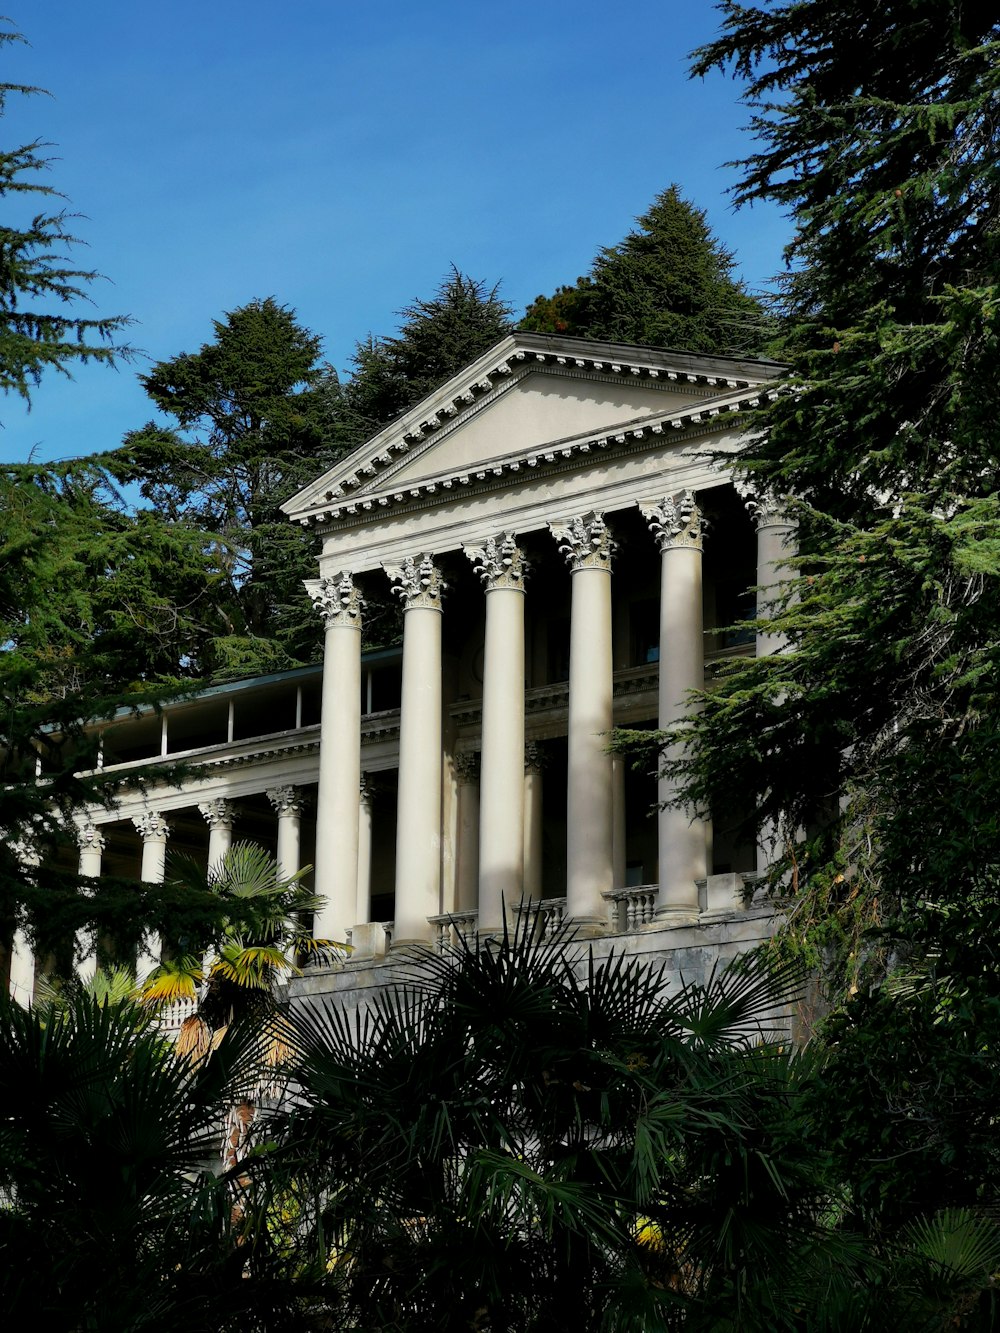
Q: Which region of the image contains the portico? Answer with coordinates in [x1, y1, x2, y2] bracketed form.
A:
[284, 331, 787, 953]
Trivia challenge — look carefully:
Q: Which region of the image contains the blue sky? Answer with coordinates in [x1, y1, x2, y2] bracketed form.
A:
[2, 1, 790, 467]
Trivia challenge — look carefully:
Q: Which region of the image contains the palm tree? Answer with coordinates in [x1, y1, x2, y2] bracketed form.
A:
[140, 841, 342, 1166]
[252, 916, 849, 1329]
[0, 988, 297, 1331]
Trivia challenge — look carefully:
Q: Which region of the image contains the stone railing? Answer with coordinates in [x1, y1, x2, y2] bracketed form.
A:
[154, 995, 198, 1038]
[603, 885, 658, 932]
[428, 911, 479, 952]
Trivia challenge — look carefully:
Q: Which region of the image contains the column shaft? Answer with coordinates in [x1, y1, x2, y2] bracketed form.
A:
[552, 514, 615, 929]
[388, 556, 445, 945]
[467, 534, 528, 933]
[454, 755, 481, 913]
[9, 929, 34, 1006]
[523, 745, 545, 902]
[308, 574, 364, 944]
[642, 493, 707, 918]
[356, 779, 373, 924]
[76, 823, 105, 981]
[133, 812, 169, 980]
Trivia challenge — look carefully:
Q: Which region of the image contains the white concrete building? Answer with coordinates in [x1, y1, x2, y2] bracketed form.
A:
[7, 333, 794, 1008]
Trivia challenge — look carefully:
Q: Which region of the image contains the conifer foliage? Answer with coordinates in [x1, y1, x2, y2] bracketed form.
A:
[522, 185, 765, 354]
[0, 23, 129, 409]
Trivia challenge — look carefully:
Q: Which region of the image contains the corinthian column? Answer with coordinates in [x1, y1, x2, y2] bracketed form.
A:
[640, 492, 707, 918]
[199, 797, 234, 868]
[385, 554, 445, 946]
[453, 753, 480, 913]
[750, 492, 797, 656]
[307, 572, 364, 944]
[133, 811, 169, 979]
[746, 489, 798, 869]
[267, 785, 305, 880]
[75, 821, 105, 981]
[465, 533, 527, 934]
[551, 512, 615, 930]
[523, 742, 546, 902]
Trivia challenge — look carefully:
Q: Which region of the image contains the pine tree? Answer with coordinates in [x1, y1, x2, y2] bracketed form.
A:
[522, 185, 766, 354]
[0, 23, 128, 409]
[111, 299, 350, 676]
[345, 266, 513, 433]
[667, 0, 1000, 1235]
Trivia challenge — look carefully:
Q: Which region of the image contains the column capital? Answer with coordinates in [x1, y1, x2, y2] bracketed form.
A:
[640, 491, 705, 553]
[76, 821, 106, 854]
[524, 741, 548, 775]
[199, 797, 235, 830]
[267, 785, 306, 817]
[550, 511, 615, 572]
[733, 478, 793, 529]
[385, 553, 447, 610]
[133, 811, 170, 843]
[306, 572, 365, 629]
[454, 751, 481, 785]
[359, 773, 376, 805]
[465, 532, 528, 591]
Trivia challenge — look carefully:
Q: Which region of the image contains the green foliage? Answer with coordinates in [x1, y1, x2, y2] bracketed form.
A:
[0, 992, 291, 1331]
[522, 185, 767, 354]
[345, 265, 514, 433]
[110, 298, 352, 675]
[0, 22, 129, 411]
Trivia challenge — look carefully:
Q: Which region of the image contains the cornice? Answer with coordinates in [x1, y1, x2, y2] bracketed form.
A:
[297, 386, 778, 532]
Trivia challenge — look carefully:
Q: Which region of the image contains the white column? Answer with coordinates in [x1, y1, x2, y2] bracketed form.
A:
[465, 534, 527, 934]
[75, 822, 105, 981]
[267, 785, 305, 881]
[386, 554, 445, 946]
[306, 573, 364, 944]
[199, 797, 235, 869]
[453, 753, 481, 914]
[551, 512, 616, 930]
[612, 755, 627, 889]
[641, 492, 708, 919]
[749, 492, 798, 870]
[356, 777, 374, 924]
[133, 811, 169, 980]
[523, 742, 546, 902]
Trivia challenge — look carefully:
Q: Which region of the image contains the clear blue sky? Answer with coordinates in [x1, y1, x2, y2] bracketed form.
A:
[1, 0, 789, 467]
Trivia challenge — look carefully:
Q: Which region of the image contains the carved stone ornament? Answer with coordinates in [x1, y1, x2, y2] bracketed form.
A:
[732, 477, 792, 530]
[640, 491, 705, 553]
[76, 821, 106, 854]
[453, 751, 481, 785]
[385, 553, 446, 609]
[550, 512, 616, 572]
[359, 773, 376, 805]
[199, 797, 235, 829]
[465, 532, 528, 591]
[306, 572, 365, 629]
[524, 741, 548, 775]
[133, 811, 170, 842]
[267, 785, 306, 817]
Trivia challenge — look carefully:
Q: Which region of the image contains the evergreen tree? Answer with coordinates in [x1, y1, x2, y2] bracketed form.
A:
[345, 266, 513, 433]
[522, 185, 766, 354]
[655, 0, 1000, 1239]
[111, 299, 351, 676]
[0, 23, 129, 409]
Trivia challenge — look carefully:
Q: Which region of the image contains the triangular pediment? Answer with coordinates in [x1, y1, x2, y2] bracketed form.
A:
[284, 333, 782, 526]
